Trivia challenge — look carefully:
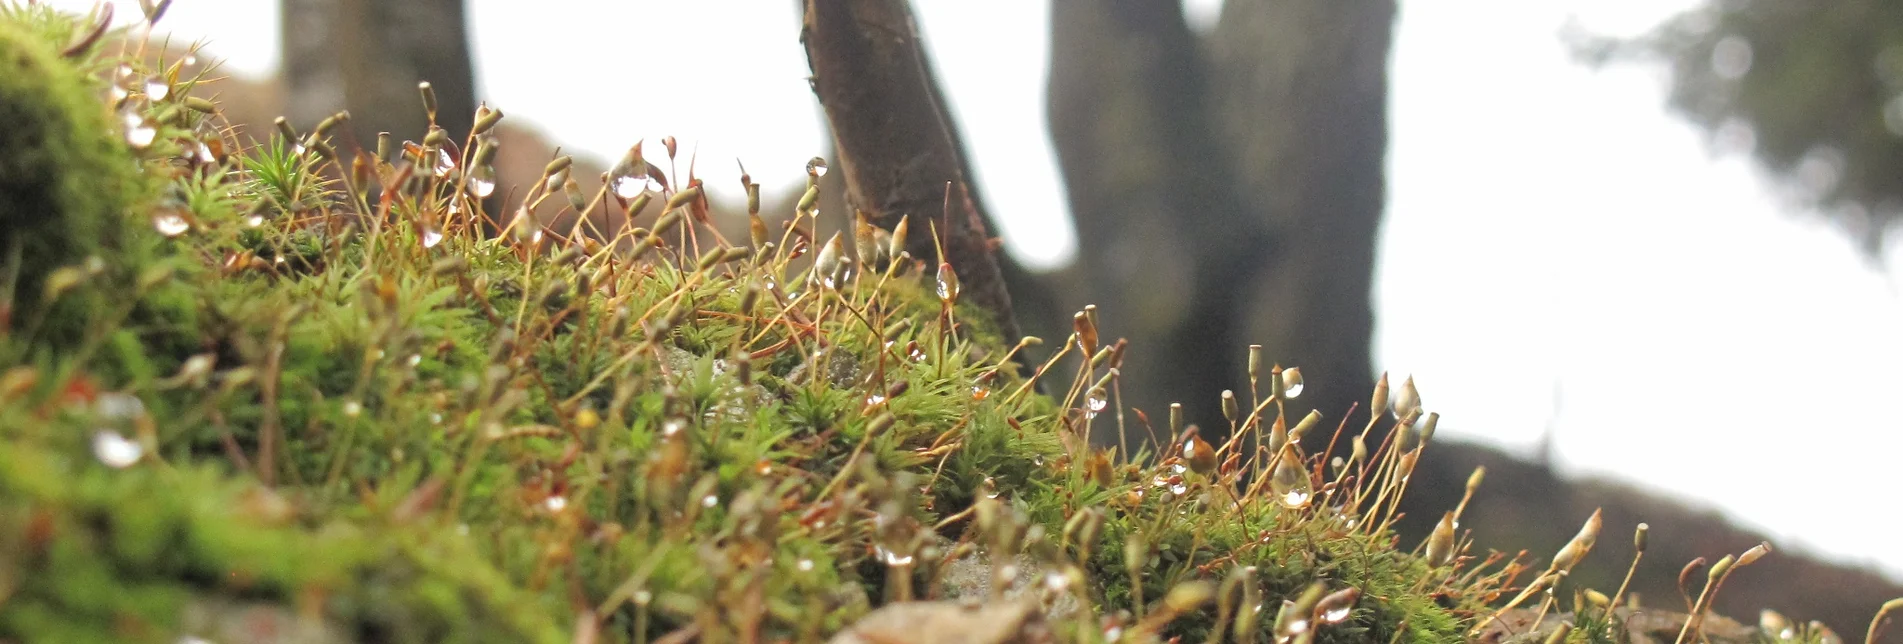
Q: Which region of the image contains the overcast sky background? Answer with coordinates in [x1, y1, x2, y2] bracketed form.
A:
[60, 0, 1903, 580]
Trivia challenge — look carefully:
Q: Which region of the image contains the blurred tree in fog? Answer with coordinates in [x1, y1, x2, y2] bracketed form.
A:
[1047, 1, 1396, 438]
[280, 0, 476, 155]
[1593, 0, 1903, 255]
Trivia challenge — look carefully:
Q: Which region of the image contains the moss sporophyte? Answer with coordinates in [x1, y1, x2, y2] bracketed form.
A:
[0, 3, 1895, 643]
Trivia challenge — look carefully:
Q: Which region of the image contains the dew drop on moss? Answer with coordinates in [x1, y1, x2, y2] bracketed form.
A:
[467, 166, 497, 198]
[152, 210, 189, 237]
[433, 148, 456, 178]
[421, 227, 444, 248]
[92, 430, 143, 468]
[610, 171, 646, 199]
[96, 393, 146, 419]
[1084, 388, 1108, 418]
[545, 496, 568, 512]
[123, 112, 156, 148]
[144, 79, 168, 100]
[797, 559, 814, 572]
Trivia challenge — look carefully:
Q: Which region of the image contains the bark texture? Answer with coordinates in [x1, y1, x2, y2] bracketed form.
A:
[800, 0, 1021, 342]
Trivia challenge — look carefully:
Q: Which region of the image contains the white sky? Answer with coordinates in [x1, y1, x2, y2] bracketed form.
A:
[60, 0, 1903, 580]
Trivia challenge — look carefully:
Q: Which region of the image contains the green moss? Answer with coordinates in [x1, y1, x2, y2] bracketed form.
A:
[0, 10, 151, 336]
[0, 5, 1688, 644]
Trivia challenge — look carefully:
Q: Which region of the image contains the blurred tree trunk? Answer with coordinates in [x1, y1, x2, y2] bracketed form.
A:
[1047, 0, 1394, 439]
[280, 0, 476, 154]
[1046, 1, 1257, 436]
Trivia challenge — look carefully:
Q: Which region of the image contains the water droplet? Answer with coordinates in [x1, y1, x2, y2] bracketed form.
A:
[92, 430, 143, 468]
[908, 347, 926, 362]
[1282, 368, 1304, 398]
[935, 262, 960, 303]
[1171, 463, 1186, 474]
[662, 419, 684, 437]
[865, 394, 885, 407]
[1169, 482, 1188, 495]
[433, 148, 456, 178]
[430, 413, 443, 425]
[1084, 388, 1108, 419]
[123, 112, 157, 148]
[245, 214, 265, 228]
[874, 544, 914, 567]
[467, 166, 496, 198]
[1270, 452, 1313, 508]
[807, 157, 828, 177]
[701, 494, 718, 508]
[193, 141, 216, 165]
[182, 54, 197, 66]
[545, 495, 568, 512]
[1043, 571, 1070, 592]
[633, 590, 653, 605]
[152, 210, 190, 237]
[144, 79, 169, 100]
[421, 227, 444, 248]
[406, 354, 423, 368]
[610, 171, 647, 199]
[797, 559, 814, 571]
[96, 393, 146, 420]
[970, 386, 990, 400]
[342, 400, 362, 418]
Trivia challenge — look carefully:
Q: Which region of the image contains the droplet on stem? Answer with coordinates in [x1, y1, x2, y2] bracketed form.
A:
[466, 165, 497, 198]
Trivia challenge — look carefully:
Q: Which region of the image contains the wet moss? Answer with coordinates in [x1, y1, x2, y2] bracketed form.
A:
[0, 6, 1688, 644]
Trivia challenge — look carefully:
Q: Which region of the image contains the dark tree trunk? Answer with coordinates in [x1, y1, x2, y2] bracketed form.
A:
[1205, 0, 1396, 432]
[1046, 0, 1259, 436]
[1046, 0, 1393, 441]
[800, 0, 1021, 342]
[280, 0, 477, 152]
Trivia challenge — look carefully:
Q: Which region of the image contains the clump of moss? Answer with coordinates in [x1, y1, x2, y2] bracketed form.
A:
[1, 5, 1887, 644]
[0, 6, 154, 334]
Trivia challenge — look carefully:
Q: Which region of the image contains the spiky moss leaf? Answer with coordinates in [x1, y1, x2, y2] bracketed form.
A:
[0, 13, 153, 337]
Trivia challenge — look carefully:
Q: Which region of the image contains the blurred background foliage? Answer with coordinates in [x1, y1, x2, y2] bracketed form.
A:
[1583, 0, 1903, 256]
